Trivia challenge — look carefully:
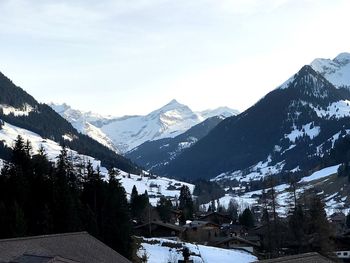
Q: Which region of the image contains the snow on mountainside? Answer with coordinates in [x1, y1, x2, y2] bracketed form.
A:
[50, 100, 238, 153]
[311, 52, 350, 88]
[158, 53, 350, 182]
[49, 103, 118, 152]
[0, 120, 194, 205]
[209, 164, 350, 217]
[198, 106, 239, 119]
[0, 120, 103, 170]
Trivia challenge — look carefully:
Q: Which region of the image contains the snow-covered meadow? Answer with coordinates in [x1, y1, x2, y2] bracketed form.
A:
[136, 237, 257, 263]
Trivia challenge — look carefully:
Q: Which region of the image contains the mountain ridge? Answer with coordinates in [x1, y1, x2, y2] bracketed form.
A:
[152, 53, 350, 181]
[50, 100, 239, 153]
[0, 71, 139, 174]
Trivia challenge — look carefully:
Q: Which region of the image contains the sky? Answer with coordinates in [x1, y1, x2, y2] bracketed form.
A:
[0, 0, 350, 116]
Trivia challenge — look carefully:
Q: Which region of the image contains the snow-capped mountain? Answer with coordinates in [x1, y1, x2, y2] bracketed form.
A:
[126, 116, 226, 171]
[154, 53, 350, 182]
[51, 100, 238, 153]
[49, 103, 118, 152]
[311, 52, 350, 88]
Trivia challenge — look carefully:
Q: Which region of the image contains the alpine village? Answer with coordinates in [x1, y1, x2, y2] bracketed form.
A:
[1, 2, 350, 263]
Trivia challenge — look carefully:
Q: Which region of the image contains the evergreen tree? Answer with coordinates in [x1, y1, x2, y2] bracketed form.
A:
[239, 208, 255, 228]
[157, 196, 173, 222]
[306, 194, 333, 254]
[178, 185, 194, 224]
[288, 204, 306, 253]
[102, 171, 132, 258]
[52, 146, 81, 233]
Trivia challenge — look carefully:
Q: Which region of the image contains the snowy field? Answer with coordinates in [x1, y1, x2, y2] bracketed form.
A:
[137, 237, 257, 263]
[116, 171, 194, 205]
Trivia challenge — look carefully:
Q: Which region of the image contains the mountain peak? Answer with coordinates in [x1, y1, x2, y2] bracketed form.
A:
[334, 52, 350, 64]
[163, 99, 184, 108]
[310, 52, 350, 88]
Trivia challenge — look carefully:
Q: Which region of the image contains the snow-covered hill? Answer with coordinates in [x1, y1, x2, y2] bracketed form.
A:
[209, 164, 349, 216]
[0, 120, 194, 205]
[50, 100, 238, 153]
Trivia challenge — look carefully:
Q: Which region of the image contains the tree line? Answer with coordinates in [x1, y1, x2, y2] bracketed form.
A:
[0, 135, 132, 258]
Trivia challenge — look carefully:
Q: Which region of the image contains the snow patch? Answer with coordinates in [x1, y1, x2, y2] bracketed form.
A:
[299, 164, 340, 183]
[285, 122, 320, 143]
[0, 104, 34, 116]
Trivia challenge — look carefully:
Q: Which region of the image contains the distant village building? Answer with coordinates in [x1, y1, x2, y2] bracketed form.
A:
[214, 235, 260, 254]
[199, 212, 232, 225]
[134, 221, 185, 239]
[184, 220, 220, 243]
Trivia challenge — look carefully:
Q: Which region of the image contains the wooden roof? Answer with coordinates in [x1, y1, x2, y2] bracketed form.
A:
[0, 232, 131, 263]
[134, 221, 185, 232]
[255, 252, 335, 263]
[215, 235, 260, 247]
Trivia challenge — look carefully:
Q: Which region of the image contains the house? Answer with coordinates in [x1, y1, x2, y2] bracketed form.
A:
[184, 221, 221, 243]
[215, 235, 260, 254]
[254, 252, 335, 262]
[199, 212, 232, 225]
[134, 221, 185, 239]
[330, 212, 347, 234]
[333, 230, 350, 262]
[0, 232, 131, 263]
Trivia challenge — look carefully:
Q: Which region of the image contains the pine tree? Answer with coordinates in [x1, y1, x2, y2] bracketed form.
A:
[306, 194, 333, 254]
[178, 185, 194, 224]
[102, 172, 132, 258]
[157, 196, 173, 222]
[239, 208, 255, 228]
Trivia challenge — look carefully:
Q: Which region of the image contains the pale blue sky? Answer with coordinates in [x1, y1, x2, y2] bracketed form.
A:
[0, 0, 349, 116]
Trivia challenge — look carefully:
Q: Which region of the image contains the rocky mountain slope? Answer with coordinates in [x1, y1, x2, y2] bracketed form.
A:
[153, 53, 350, 181]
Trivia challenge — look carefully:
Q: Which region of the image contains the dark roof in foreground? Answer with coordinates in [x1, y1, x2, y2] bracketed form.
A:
[255, 252, 335, 263]
[10, 254, 79, 263]
[0, 232, 131, 263]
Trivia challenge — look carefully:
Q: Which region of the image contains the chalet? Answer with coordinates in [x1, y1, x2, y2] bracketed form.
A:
[254, 252, 335, 262]
[333, 230, 350, 262]
[134, 221, 185, 239]
[215, 235, 260, 254]
[330, 212, 347, 234]
[199, 212, 232, 225]
[184, 221, 220, 243]
[0, 232, 131, 263]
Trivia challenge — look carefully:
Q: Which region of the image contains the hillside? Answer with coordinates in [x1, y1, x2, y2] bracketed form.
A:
[154, 53, 350, 181]
[126, 116, 226, 171]
[0, 71, 139, 174]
